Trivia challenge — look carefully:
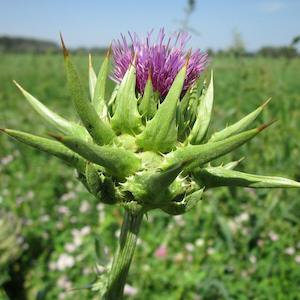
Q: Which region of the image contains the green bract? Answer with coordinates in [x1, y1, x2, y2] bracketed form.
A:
[2, 40, 300, 219]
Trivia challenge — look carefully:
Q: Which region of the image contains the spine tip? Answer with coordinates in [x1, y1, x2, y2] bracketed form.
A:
[185, 49, 192, 67]
[106, 44, 112, 58]
[147, 67, 152, 81]
[48, 132, 64, 141]
[12, 80, 23, 91]
[59, 32, 69, 58]
[88, 53, 92, 67]
[257, 119, 277, 132]
[261, 97, 272, 108]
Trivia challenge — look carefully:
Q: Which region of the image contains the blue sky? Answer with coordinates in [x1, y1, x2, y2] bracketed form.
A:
[0, 0, 299, 51]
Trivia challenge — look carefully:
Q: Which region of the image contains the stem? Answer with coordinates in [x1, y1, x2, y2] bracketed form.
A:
[103, 210, 143, 300]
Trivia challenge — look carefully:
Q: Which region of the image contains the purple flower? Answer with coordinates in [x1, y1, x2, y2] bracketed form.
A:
[112, 28, 208, 99]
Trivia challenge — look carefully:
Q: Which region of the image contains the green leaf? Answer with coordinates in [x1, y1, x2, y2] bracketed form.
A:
[53, 135, 141, 179]
[1, 129, 85, 172]
[61, 35, 116, 145]
[136, 63, 187, 153]
[193, 166, 300, 188]
[92, 48, 111, 118]
[188, 71, 214, 144]
[85, 163, 117, 204]
[161, 188, 204, 215]
[209, 98, 271, 142]
[121, 162, 188, 206]
[108, 84, 119, 108]
[111, 62, 142, 134]
[177, 83, 199, 141]
[85, 163, 103, 196]
[223, 157, 244, 170]
[14, 81, 87, 138]
[88, 54, 97, 100]
[164, 124, 271, 173]
[146, 162, 186, 195]
[138, 75, 157, 120]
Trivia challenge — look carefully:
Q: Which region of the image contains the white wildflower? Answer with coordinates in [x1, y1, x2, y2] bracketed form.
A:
[56, 253, 75, 271]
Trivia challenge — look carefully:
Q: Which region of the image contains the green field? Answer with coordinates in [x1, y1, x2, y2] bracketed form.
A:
[1, 53, 300, 300]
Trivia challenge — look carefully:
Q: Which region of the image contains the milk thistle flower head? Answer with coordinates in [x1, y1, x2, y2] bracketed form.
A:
[1, 30, 300, 299]
[112, 28, 208, 99]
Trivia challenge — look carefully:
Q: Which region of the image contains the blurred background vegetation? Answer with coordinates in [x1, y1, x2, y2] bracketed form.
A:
[1, 0, 300, 299]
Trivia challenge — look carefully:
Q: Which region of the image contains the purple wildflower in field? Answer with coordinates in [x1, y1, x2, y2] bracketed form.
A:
[112, 28, 208, 98]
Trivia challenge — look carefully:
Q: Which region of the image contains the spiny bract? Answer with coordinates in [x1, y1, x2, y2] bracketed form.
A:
[2, 31, 300, 217]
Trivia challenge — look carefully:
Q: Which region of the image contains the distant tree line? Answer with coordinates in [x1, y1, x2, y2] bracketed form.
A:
[207, 46, 299, 58]
[0, 36, 108, 55]
[0, 36, 299, 58]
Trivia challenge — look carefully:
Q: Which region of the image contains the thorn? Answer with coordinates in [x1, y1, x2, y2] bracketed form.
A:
[131, 52, 137, 66]
[88, 53, 92, 68]
[257, 119, 277, 132]
[48, 132, 64, 141]
[147, 66, 152, 81]
[12, 80, 24, 92]
[237, 157, 245, 163]
[185, 48, 192, 67]
[261, 97, 272, 108]
[106, 44, 112, 58]
[59, 32, 69, 58]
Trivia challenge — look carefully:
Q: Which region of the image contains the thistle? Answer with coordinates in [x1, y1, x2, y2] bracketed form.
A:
[2, 29, 300, 300]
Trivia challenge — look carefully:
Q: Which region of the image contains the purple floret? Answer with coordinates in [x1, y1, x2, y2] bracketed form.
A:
[112, 28, 208, 99]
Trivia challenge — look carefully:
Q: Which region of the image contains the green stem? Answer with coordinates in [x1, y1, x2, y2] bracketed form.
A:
[103, 210, 143, 300]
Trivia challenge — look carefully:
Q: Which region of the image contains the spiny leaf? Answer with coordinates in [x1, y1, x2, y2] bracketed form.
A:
[111, 62, 142, 134]
[161, 189, 204, 215]
[223, 157, 244, 170]
[52, 134, 141, 179]
[177, 83, 199, 141]
[88, 54, 97, 100]
[138, 74, 157, 120]
[92, 47, 111, 118]
[188, 71, 214, 144]
[14, 81, 87, 138]
[1, 129, 85, 173]
[193, 166, 300, 188]
[85, 163, 103, 196]
[209, 98, 271, 143]
[60, 34, 116, 145]
[146, 162, 186, 194]
[136, 62, 188, 153]
[165, 123, 273, 173]
[85, 163, 117, 204]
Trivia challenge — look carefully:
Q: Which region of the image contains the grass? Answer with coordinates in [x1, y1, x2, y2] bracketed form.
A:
[0, 53, 300, 300]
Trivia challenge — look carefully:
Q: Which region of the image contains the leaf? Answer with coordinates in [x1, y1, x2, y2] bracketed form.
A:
[164, 123, 272, 173]
[111, 62, 142, 134]
[188, 71, 214, 144]
[136, 63, 187, 153]
[60, 34, 116, 145]
[161, 188, 204, 215]
[193, 166, 300, 188]
[14, 81, 87, 138]
[146, 162, 186, 194]
[177, 83, 200, 141]
[88, 54, 97, 100]
[223, 157, 244, 170]
[138, 75, 157, 120]
[92, 48, 111, 118]
[52, 134, 141, 179]
[85, 163, 117, 204]
[1, 129, 85, 172]
[209, 98, 271, 143]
